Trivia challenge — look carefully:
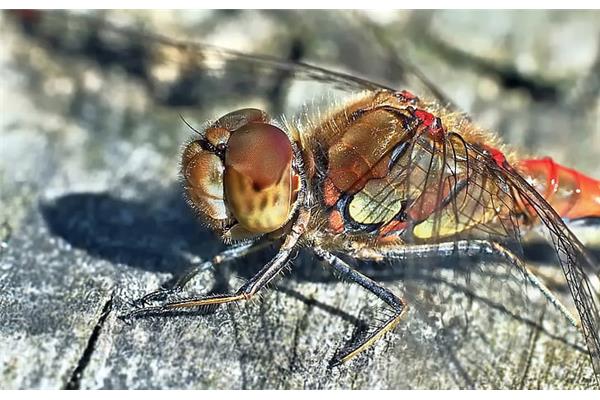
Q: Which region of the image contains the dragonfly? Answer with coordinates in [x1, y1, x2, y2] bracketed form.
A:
[11, 10, 600, 383]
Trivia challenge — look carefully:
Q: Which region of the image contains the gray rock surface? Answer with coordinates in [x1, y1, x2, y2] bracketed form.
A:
[1, 10, 599, 389]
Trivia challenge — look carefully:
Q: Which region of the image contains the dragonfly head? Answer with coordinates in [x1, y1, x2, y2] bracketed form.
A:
[181, 108, 301, 240]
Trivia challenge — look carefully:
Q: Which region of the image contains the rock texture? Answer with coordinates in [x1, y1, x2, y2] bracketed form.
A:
[1, 10, 599, 389]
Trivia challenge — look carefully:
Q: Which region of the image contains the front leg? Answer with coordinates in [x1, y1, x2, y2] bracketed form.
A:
[123, 252, 290, 319]
[132, 240, 272, 307]
[122, 210, 309, 319]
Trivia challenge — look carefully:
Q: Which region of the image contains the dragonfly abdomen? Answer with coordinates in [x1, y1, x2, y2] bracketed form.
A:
[518, 157, 600, 220]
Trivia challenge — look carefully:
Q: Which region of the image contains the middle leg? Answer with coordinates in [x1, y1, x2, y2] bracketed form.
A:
[313, 247, 408, 365]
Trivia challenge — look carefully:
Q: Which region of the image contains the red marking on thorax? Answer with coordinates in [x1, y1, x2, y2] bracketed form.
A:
[378, 220, 407, 237]
[482, 144, 508, 168]
[328, 210, 345, 233]
[414, 109, 435, 127]
[399, 90, 418, 102]
[414, 109, 445, 140]
[323, 178, 341, 206]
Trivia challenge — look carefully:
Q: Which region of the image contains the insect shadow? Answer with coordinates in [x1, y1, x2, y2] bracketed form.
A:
[40, 189, 214, 275]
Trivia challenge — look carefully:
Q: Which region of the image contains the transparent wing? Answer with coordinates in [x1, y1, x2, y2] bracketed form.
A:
[9, 10, 460, 110]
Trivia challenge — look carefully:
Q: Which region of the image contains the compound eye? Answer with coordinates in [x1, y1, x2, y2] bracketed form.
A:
[224, 122, 297, 233]
[225, 123, 293, 190]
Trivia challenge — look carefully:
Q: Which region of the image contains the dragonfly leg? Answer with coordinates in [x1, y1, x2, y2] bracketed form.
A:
[122, 211, 308, 319]
[313, 247, 408, 366]
[133, 240, 271, 306]
[351, 239, 578, 327]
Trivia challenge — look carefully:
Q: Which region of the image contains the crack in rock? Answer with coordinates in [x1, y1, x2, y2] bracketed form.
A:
[65, 295, 114, 390]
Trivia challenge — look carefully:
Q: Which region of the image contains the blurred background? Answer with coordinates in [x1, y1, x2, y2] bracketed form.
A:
[1, 10, 599, 389]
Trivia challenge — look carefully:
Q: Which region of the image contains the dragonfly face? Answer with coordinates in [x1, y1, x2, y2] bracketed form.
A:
[182, 108, 301, 240]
